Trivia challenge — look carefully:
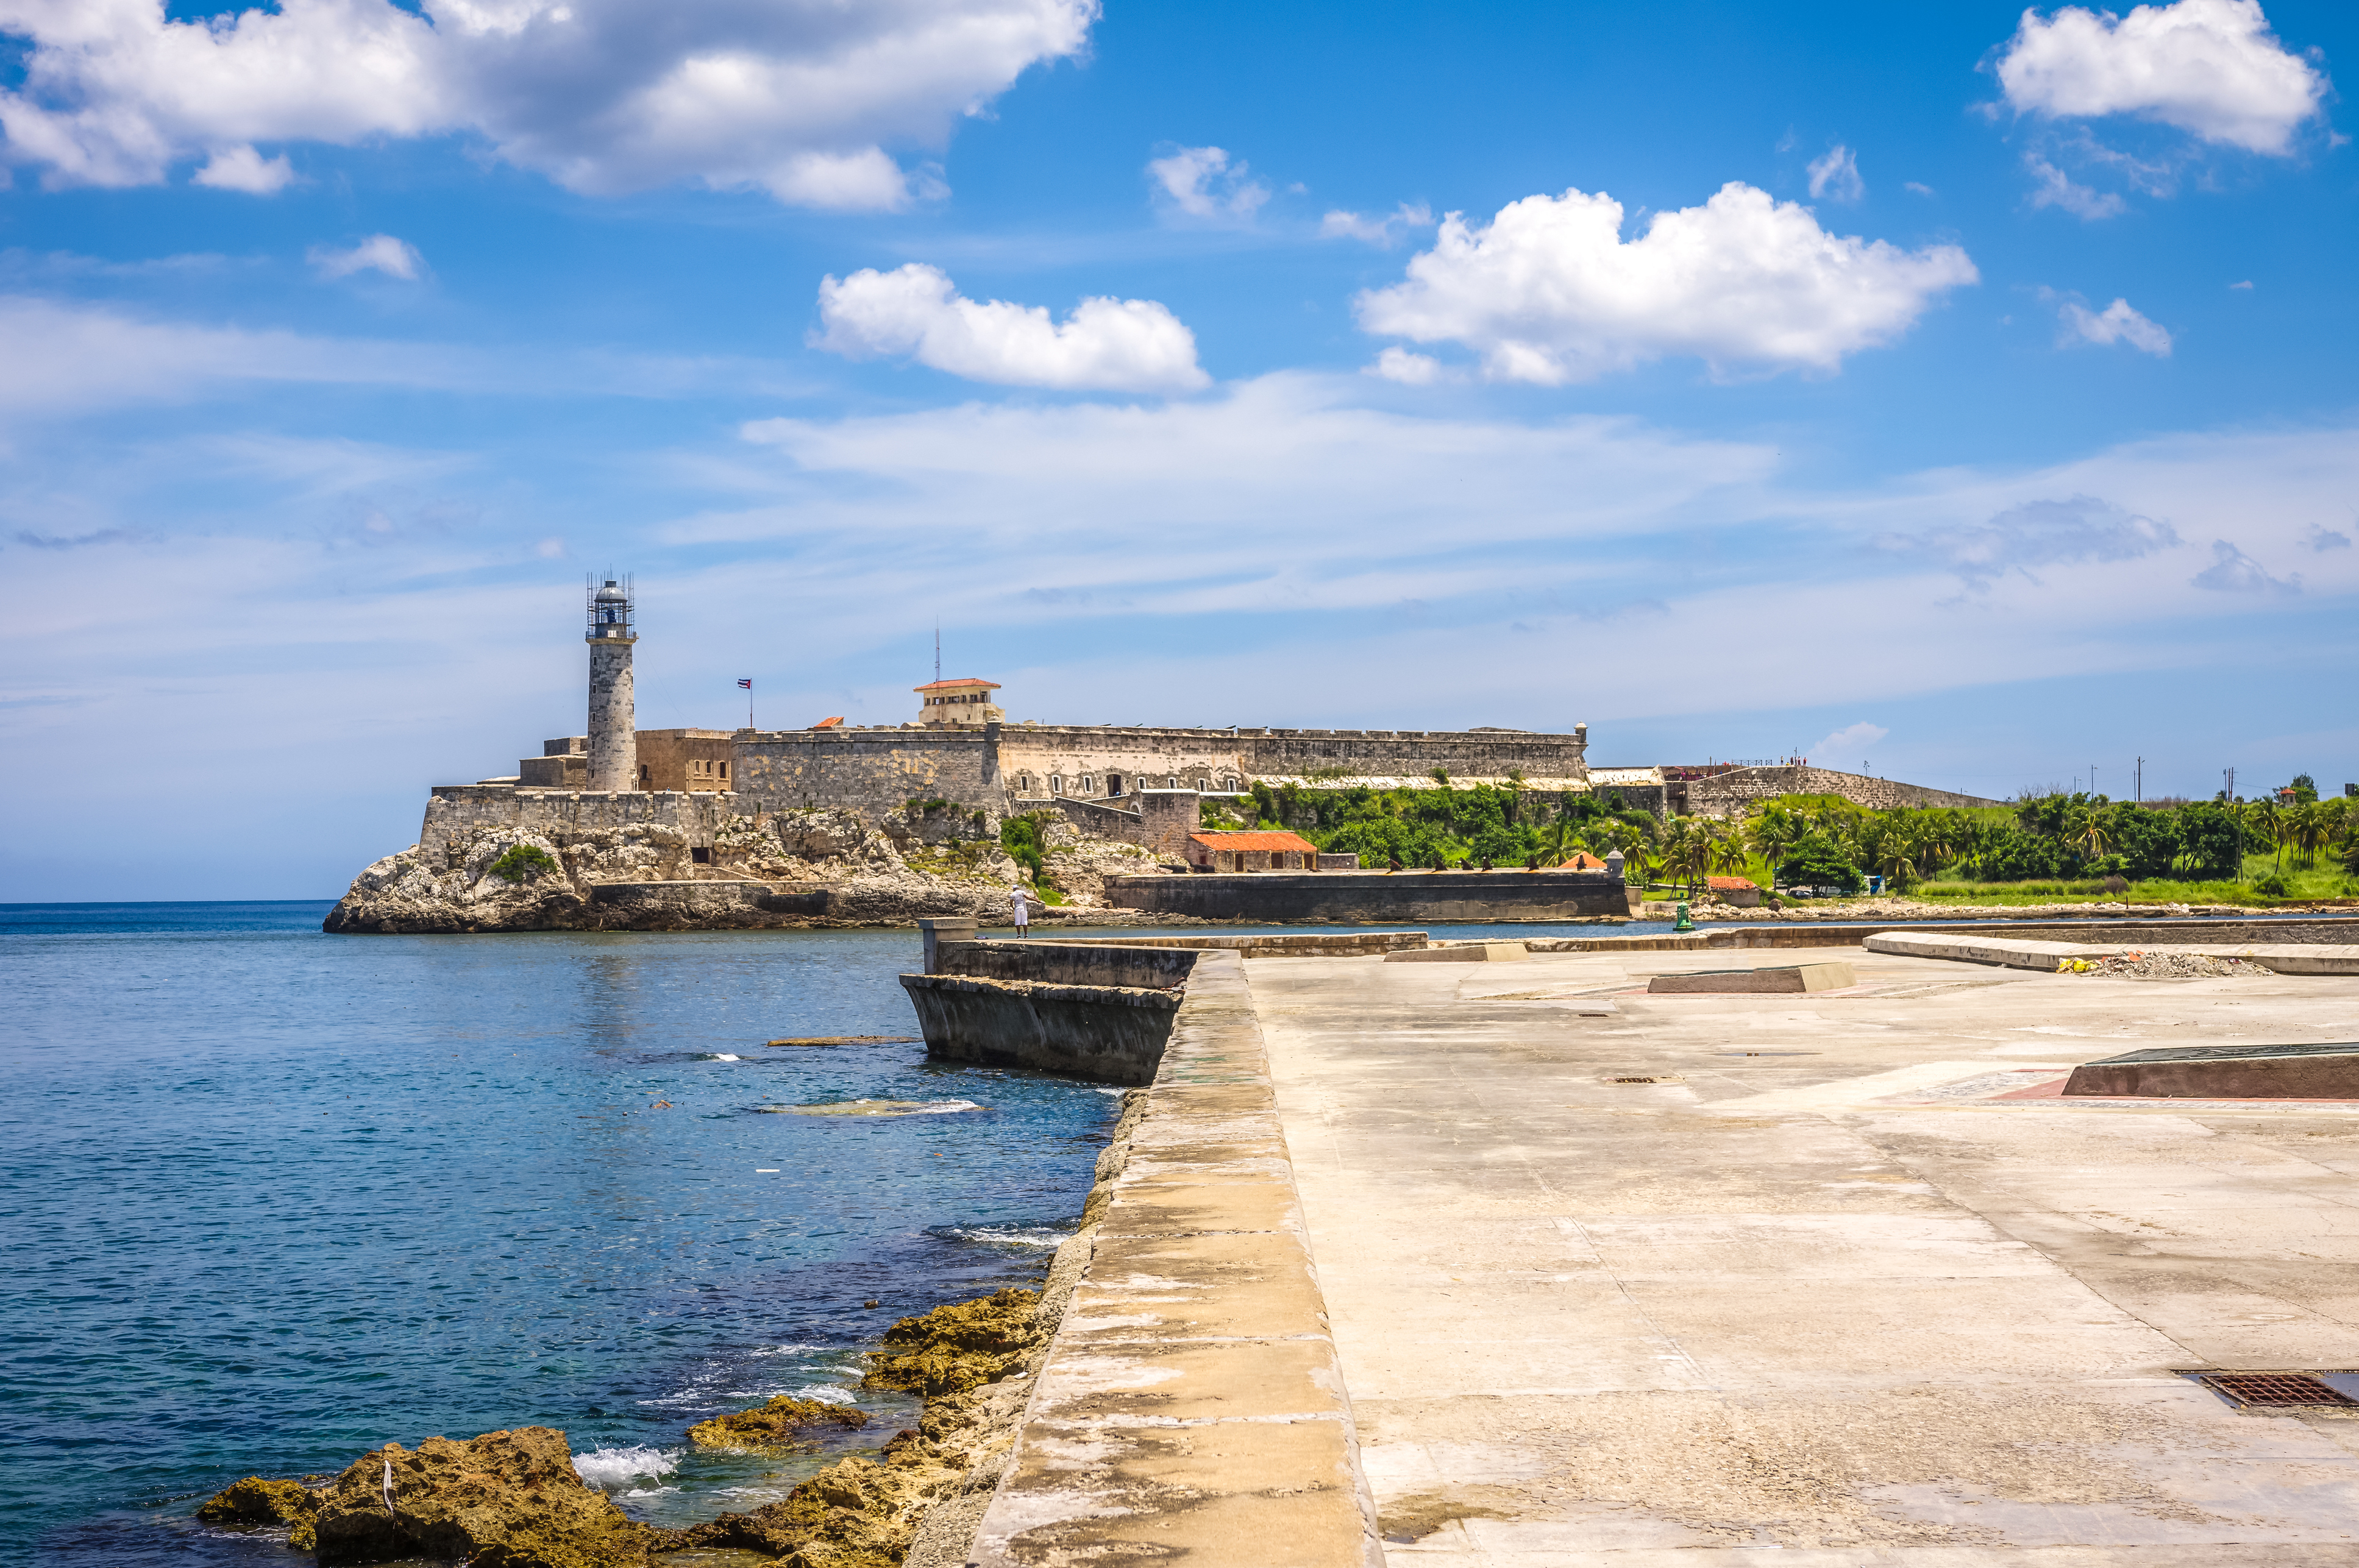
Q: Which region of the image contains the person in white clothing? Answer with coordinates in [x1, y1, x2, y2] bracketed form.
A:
[1011, 885, 1030, 937]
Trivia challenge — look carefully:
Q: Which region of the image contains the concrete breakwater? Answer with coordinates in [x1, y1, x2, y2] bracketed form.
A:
[901, 926, 1384, 1566]
[1106, 867, 1626, 924]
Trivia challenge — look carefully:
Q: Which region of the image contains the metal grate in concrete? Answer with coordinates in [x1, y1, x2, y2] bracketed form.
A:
[2199, 1372, 2359, 1408]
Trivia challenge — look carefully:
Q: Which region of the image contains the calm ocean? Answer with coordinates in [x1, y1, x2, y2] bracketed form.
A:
[0, 904, 1122, 1566]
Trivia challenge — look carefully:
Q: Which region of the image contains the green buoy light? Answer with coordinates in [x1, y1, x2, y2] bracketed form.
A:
[1673, 901, 1695, 933]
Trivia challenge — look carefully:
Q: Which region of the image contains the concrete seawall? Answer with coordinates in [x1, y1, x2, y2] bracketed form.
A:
[897, 930, 1384, 1563]
[1107, 868, 1624, 923]
[963, 947, 1384, 1566]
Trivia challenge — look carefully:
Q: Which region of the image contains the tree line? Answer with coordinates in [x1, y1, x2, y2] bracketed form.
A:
[1224, 773, 2358, 893]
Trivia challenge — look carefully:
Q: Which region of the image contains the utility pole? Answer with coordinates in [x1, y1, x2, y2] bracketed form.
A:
[2134, 756, 2143, 803]
[2090, 763, 2098, 798]
[933, 621, 941, 685]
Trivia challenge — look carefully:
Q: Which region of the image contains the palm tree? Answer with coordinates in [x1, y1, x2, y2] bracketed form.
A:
[2286, 800, 2327, 870]
[2243, 799, 2283, 873]
[1745, 805, 1805, 885]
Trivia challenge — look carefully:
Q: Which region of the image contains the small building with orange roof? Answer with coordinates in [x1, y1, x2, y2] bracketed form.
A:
[1187, 830, 1318, 873]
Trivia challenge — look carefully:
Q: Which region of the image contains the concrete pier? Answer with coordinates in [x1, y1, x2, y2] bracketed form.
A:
[1247, 941, 2359, 1561]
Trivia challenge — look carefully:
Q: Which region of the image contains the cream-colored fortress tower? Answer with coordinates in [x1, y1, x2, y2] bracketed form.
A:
[585, 577, 637, 792]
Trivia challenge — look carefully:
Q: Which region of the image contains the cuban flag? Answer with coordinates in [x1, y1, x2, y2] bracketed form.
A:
[737, 678, 753, 689]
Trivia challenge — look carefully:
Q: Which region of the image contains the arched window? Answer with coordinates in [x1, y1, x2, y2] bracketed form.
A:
[1082, 775, 1096, 794]
[1050, 775, 1064, 795]
[1016, 772, 1034, 793]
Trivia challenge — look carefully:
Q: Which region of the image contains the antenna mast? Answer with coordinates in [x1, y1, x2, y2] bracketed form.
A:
[934, 621, 941, 685]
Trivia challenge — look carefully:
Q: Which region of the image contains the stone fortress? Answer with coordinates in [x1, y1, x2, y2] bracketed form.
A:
[419, 576, 1996, 869]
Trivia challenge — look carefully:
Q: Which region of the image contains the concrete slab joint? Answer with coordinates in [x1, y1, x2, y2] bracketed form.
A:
[968, 948, 1386, 1567]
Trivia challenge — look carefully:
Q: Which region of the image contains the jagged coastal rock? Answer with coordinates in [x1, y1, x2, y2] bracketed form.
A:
[686, 1394, 870, 1453]
[311, 1427, 661, 1567]
[207, 1091, 1148, 1567]
[196, 1476, 322, 1547]
[324, 804, 1173, 934]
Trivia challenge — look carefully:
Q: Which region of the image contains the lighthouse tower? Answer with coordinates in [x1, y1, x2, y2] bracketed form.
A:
[586, 576, 638, 792]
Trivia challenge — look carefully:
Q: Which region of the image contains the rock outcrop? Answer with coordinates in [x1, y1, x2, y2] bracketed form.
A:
[196, 1476, 322, 1547]
[686, 1394, 870, 1453]
[311, 1426, 661, 1568]
[322, 805, 1176, 934]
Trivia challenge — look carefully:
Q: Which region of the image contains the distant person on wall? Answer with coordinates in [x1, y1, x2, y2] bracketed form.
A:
[1011, 885, 1030, 938]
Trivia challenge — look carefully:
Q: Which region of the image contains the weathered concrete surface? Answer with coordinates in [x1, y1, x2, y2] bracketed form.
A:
[1646, 960, 1855, 993]
[1254, 942, 2359, 1562]
[969, 948, 1384, 1567]
[1108, 869, 1625, 924]
[1384, 943, 1531, 965]
[1868, 930, 2359, 975]
[2066, 1043, 2359, 1100]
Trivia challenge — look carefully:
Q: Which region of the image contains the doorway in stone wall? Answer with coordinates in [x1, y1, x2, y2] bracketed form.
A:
[1107, 773, 1123, 795]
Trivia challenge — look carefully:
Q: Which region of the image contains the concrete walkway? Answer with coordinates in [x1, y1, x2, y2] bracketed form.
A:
[1252, 942, 2359, 1564]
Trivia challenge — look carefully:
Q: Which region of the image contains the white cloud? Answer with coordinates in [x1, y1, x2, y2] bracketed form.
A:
[811, 263, 1208, 392]
[1145, 145, 1269, 223]
[1806, 144, 1864, 202]
[2057, 295, 2172, 355]
[308, 234, 423, 281]
[1809, 721, 1890, 762]
[1995, 0, 2326, 154]
[2304, 524, 2351, 552]
[0, 0, 1094, 207]
[1904, 180, 1937, 196]
[1320, 202, 1434, 246]
[191, 144, 297, 194]
[1366, 346, 1445, 385]
[2230, 278, 2255, 290]
[2024, 153, 2129, 218]
[2191, 539, 2298, 594]
[1353, 182, 1976, 385]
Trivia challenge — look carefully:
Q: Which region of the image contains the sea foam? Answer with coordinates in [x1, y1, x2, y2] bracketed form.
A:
[572, 1446, 679, 1489]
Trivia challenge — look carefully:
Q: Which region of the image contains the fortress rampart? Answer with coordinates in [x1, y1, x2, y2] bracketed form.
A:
[1683, 764, 2002, 817]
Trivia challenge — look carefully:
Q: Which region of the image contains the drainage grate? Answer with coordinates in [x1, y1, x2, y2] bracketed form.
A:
[1603, 1074, 1684, 1085]
[2198, 1372, 2359, 1408]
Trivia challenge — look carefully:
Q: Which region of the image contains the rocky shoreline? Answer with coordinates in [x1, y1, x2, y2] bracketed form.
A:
[196, 1091, 1150, 1567]
[322, 806, 1199, 935]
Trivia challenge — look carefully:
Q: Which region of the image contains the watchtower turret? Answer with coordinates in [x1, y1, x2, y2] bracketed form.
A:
[586, 576, 638, 792]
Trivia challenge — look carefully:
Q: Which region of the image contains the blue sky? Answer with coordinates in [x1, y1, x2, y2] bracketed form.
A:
[2, 0, 2354, 899]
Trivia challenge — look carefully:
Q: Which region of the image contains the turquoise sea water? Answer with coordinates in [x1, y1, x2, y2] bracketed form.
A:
[1, 904, 1123, 1565]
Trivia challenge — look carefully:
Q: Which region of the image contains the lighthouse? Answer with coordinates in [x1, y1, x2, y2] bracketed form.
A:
[586, 576, 638, 792]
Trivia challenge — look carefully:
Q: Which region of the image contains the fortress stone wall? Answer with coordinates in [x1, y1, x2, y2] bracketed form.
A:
[731, 726, 1003, 818]
[422, 785, 738, 847]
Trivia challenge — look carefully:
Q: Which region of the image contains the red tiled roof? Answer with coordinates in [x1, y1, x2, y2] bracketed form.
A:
[809, 716, 844, 729]
[1707, 875, 1759, 890]
[1190, 832, 1318, 853]
[1560, 852, 1606, 869]
[912, 678, 1002, 692]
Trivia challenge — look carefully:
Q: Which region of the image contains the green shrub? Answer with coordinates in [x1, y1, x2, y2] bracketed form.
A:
[488, 844, 559, 884]
[2254, 869, 2291, 897]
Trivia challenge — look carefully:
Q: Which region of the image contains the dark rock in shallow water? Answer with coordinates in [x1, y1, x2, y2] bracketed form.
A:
[687, 1394, 870, 1453]
[312, 1426, 662, 1567]
[197, 1476, 322, 1546]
